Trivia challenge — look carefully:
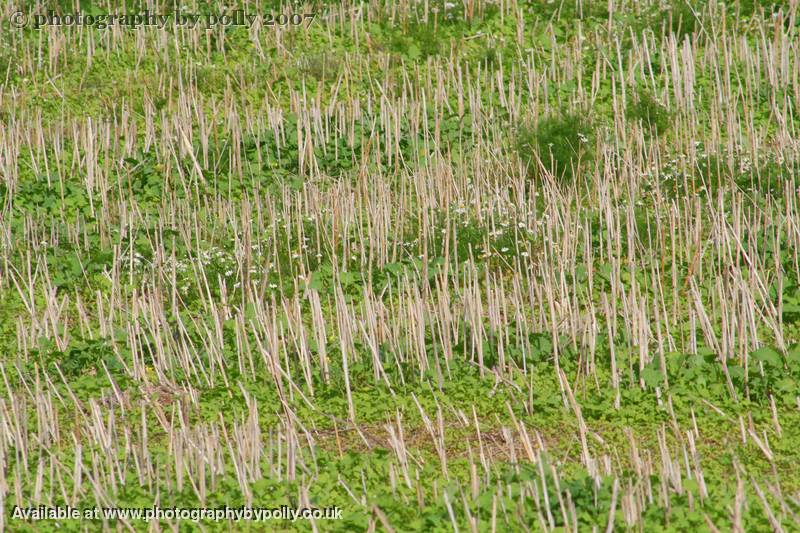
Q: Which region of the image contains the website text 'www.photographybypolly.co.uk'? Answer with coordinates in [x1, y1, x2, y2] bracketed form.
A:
[12, 505, 344, 522]
[9, 9, 317, 30]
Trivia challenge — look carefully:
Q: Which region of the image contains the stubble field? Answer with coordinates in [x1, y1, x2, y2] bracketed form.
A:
[2, 0, 800, 531]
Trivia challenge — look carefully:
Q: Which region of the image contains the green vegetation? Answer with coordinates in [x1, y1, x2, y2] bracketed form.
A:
[516, 112, 595, 183]
[2, 0, 800, 531]
[625, 88, 671, 137]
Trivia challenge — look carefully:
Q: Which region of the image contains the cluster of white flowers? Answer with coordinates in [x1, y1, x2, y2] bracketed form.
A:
[120, 250, 147, 268]
[738, 157, 752, 173]
[118, 242, 293, 295]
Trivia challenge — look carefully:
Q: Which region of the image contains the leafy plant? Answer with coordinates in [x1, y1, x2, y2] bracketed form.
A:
[626, 88, 671, 136]
[515, 112, 595, 183]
